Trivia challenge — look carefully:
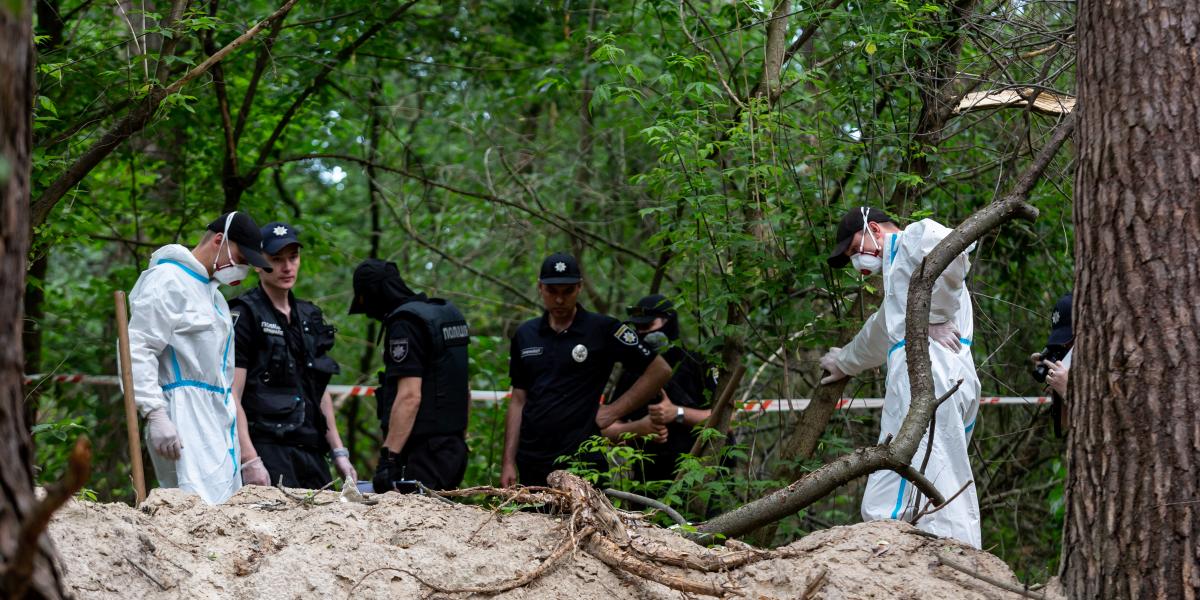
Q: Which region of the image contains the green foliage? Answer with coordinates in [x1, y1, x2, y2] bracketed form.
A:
[25, 0, 1075, 579]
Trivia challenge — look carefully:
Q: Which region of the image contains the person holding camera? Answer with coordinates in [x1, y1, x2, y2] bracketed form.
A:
[1032, 293, 1072, 434]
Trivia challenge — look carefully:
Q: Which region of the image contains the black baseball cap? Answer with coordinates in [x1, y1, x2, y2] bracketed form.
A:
[206, 212, 272, 271]
[261, 221, 302, 255]
[1047, 293, 1073, 345]
[539, 252, 582, 285]
[627, 294, 675, 325]
[827, 206, 894, 268]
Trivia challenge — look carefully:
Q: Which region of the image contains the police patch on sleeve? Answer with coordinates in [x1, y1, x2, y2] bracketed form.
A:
[614, 324, 639, 346]
[390, 338, 409, 363]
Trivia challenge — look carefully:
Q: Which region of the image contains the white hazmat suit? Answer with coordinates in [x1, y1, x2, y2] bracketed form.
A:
[833, 219, 982, 547]
[127, 244, 241, 504]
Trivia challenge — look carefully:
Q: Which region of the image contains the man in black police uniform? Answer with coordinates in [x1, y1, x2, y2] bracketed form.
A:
[349, 259, 470, 492]
[501, 253, 673, 487]
[604, 294, 718, 482]
[229, 222, 355, 489]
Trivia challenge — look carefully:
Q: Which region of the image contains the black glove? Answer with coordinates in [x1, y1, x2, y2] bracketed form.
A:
[372, 449, 418, 494]
[372, 449, 397, 493]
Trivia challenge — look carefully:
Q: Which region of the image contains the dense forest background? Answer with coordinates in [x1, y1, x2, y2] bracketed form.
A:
[24, 0, 1074, 582]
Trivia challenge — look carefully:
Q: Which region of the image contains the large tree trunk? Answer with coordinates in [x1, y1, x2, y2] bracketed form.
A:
[1063, 1, 1200, 597]
[1, 2, 68, 597]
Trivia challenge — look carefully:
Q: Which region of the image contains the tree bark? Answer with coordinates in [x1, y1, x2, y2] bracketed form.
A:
[1063, 0, 1200, 597]
[1, 2, 68, 597]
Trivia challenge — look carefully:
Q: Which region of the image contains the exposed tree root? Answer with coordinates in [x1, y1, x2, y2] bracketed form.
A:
[421, 471, 762, 597]
[436, 526, 597, 594]
[586, 535, 735, 597]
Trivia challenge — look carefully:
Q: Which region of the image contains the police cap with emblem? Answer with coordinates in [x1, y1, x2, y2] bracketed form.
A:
[538, 252, 582, 285]
[1047, 293, 1073, 345]
[261, 221, 302, 255]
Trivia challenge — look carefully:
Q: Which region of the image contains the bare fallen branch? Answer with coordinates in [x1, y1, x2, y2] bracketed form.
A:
[912, 479, 975, 525]
[936, 554, 1046, 599]
[604, 488, 688, 527]
[801, 566, 829, 600]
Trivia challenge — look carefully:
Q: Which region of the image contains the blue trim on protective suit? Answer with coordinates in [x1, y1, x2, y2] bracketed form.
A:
[169, 347, 182, 380]
[229, 420, 238, 479]
[157, 258, 209, 284]
[889, 233, 899, 264]
[887, 337, 972, 357]
[219, 332, 232, 406]
[965, 418, 976, 435]
[891, 478, 908, 519]
[162, 380, 229, 394]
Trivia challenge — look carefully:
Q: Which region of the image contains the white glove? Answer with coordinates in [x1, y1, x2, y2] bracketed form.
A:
[819, 348, 848, 385]
[333, 455, 357, 484]
[240, 456, 271, 486]
[145, 408, 182, 460]
[928, 322, 963, 352]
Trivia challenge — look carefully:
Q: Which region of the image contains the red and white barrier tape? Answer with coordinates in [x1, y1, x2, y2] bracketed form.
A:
[23, 373, 1049, 411]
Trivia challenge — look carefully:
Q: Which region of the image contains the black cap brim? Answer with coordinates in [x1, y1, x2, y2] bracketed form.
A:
[236, 243, 273, 272]
[1047, 328, 1072, 346]
[827, 237, 853, 268]
[628, 315, 657, 325]
[539, 276, 581, 285]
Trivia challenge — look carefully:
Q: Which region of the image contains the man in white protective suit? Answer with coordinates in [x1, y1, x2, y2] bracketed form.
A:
[819, 206, 982, 548]
[126, 212, 273, 504]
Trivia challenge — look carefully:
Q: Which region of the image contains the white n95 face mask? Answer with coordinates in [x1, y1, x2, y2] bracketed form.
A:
[212, 212, 249, 286]
[851, 252, 882, 275]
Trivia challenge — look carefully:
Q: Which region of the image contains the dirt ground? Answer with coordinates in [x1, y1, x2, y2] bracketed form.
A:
[48, 485, 1058, 599]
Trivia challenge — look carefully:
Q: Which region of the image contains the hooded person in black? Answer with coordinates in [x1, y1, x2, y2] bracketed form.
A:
[349, 259, 471, 492]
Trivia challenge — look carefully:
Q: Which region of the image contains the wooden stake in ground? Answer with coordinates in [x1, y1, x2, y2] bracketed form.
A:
[114, 291, 147, 504]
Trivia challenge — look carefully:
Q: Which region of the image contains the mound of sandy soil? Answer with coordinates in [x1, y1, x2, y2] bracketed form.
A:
[48, 485, 1054, 599]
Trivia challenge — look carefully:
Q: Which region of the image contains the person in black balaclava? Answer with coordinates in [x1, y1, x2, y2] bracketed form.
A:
[349, 259, 471, 492]
[604, 294, 718, 483]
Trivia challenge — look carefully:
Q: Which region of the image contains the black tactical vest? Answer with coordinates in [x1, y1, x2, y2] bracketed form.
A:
[377, 298, 470, 438]
[231, 288, 340, 440]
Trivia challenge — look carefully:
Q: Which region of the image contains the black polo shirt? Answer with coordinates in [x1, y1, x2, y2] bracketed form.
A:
[509, 306, 657, 463]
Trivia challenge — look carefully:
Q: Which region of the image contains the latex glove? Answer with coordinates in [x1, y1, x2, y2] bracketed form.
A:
[145, 408, 182, 460]
[240, 456, 271, 486]
[500, 461, 518, 488]
[819, 348, 848, 385]
[929, 322, 963, 352]
[1045, 359, 1069, 397]
[647, 391, 677, 426]
[333, 455, 357, 484]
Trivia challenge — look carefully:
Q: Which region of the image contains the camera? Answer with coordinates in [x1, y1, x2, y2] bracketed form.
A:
[1032, 344, 1070, 383]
